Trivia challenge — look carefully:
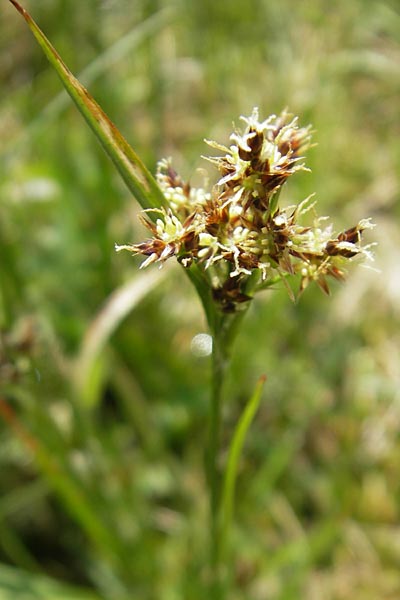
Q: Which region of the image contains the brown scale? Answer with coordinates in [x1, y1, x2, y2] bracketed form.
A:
[236, 251, 259, 271]
[277, 133, 304, 158]
[277, 140, 291, 156]
[269, 216, 292, 251]
[266, 218, 300, 270]
[242, 192, 270, 214]
[338, 225, 362, 243]
[212, 275, 252, 313]
[133, 238, 170, 258]
[259, 170, 290, 196]
[181, 230, 199, 254]
[325, 222, 367, 258]
[269, 117, 309, 159]
[164, 164, 191, 198]
[289, 249, 324, 261]
[325, 241, 359, 258]
[249, 156, 265, 172]
[237, 129, 264, 161]
[219, 249, 259, 272]
[203, 198, 229, 236]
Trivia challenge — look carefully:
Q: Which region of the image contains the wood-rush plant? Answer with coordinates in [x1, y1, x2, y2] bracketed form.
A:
[8, 1, 375, 596]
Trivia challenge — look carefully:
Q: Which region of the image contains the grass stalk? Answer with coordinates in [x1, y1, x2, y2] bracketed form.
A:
[207, 328, 227, 598]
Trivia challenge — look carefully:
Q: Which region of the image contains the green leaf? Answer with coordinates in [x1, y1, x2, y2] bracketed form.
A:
[7, 0, 165, 211]
[74, 268, 167, 407]
[0, 562, 101, 600]
[220, 375, 266, 555]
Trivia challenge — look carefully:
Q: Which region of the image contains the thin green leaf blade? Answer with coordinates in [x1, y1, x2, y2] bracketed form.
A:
[8, 0, 165, 211]
[220, 375, 266, 554]
[74, 268, 167, 406]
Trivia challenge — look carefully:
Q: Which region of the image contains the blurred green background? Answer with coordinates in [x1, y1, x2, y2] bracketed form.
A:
[1, 0, 399, 598]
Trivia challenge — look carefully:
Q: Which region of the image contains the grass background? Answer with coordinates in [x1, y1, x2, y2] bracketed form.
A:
[1, 0, 399, 598]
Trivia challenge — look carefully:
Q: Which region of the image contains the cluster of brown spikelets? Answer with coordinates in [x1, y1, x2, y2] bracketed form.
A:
[116, 108, 374, 312]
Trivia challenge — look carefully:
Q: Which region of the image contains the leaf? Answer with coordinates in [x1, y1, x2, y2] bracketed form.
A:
[3, 6, 173, 161]
[6, 1, 221, 336]
[220, 375, 266, 555]
[74, 267, 168, 406]
[7, 0, 165, 211]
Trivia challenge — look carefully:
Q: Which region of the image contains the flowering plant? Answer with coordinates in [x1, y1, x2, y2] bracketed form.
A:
[7, 1, 375, 597]
[115, 107, 374, 594]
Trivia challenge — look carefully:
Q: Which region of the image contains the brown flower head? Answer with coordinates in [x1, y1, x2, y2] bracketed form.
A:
[116, 109, 374, 311]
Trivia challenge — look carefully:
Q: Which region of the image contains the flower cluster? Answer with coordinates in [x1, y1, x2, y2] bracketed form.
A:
[116, 108, 374, 311]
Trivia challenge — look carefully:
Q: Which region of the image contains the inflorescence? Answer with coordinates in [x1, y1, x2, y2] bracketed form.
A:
[116, 108, 374, 312]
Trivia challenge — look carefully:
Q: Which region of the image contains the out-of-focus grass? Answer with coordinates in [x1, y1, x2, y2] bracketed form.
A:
[1, 0, 399, 598]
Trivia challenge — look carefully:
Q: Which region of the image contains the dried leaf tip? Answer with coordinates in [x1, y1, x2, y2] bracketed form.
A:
[8, 0, 29, 19]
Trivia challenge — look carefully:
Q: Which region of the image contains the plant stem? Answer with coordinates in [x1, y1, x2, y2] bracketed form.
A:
[207, 307, 250, 597]
[207, 326, 228, 597]
[196, 276, 252, 596]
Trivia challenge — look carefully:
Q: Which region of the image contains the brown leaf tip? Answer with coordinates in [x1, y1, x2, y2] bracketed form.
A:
[8, 0, 30, 20]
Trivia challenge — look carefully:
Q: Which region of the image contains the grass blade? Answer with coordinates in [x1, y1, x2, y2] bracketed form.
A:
[7, 0, 166, 211]
[220, 375, 266, 556]
[74, 268, 167, 406]
[2, 7, 173, 161]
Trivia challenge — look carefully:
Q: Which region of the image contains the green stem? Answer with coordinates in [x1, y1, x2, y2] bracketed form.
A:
[206, 309, 249, 597]
[189, 266, 254, 596]
[207, 326, 227, 597]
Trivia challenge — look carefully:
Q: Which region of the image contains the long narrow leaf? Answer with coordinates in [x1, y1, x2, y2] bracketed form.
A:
[8, 0, 165, 211]
[3, 7, 173, 161]
[220, 375, 266, 554]
[74, 267, 167, 406]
